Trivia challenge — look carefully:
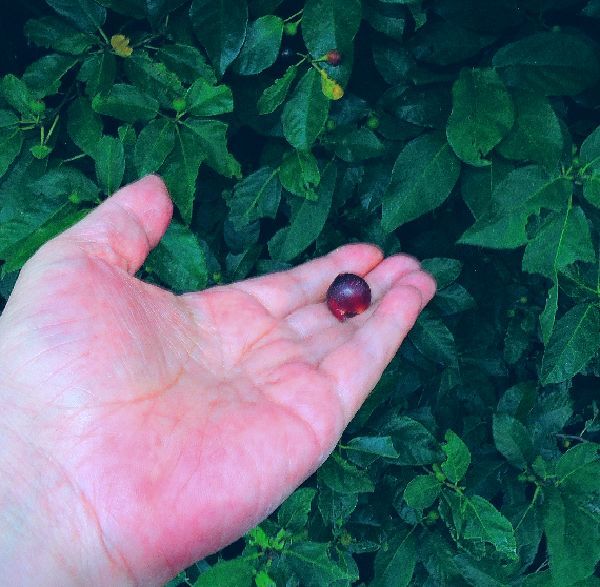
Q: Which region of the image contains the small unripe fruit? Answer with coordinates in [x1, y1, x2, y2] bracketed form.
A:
[366, 114, 380, 130]
[326, 273, 371, 321]
[326, 119, 337, 131]
[30, 144, 52, 159]
[29, 100, 45, 115]
[172, 97, 186, 112]
[426, 510, 439, 522]
[326, 50, 342, 66]
[283, 21, 299, 36]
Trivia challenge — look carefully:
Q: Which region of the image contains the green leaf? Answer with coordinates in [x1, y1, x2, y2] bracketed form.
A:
[161, 126, 205, 223]
[24, 16, 95, 54]
[278, 150, 320, 200]
[540, 278, 559, 345]
[123, 52, 183, 108]
[523, 206, 596, 278]
[371, 529, 416, 587]
[145, 221, 207, 292]
[421, 258, 462, 289]
[185, 78, 233, 116]
[0, 75, 36, 115]
[22, 54, 79, 98]
[233, 15, 283, 75]
[580, 124, 600, 207]
[372, 41, 413, 85]
[493, 32, 600, 96]
[530, 389, 573, 453]
[453, 553, 512, 587]
[92, 84, 159, 123]
[403, 474, 442, 510]
[459, 166, 571, 249]
[157, 44, 217, 86]
[189, 0, 248, 77]
[277, 487, 316, 533]
[284, 541, 357, 587]
[67, 97, 103, 157]
[77, 52, 116, 97]
[0, 129, 23, 179]
[258, 66, 298, 115]
[195, 558, 254, 587]
[446, 67, 514, 167]
[94, 136, 125, 195]
[268, 162, 335, 262]
[345, 436, 400, 459]
[45, 0, 106, 33]
[497, 91, 563, 169]
[184, 118, 241, 179]
[382, 133, 460, 232]
[541, 303, 600, 384]
[282, 68, 329, 150]
[225, 246, 261, 282]
[125, 0, 188, 23]
[134, 119, 176, 177]
[317, 487, 358, 527]
[0, 165, 96, 270]
[227, 167, 280, 230]
[302, 0, 361, 84]
[543, 487, 600, 585]
[411, 21, 496, 66]
[0, 206, 86, 274]
[380, 416, 443, 466]
[464, 495, 518, 559]
[492, 413, 534, 469]
[327, 127, 386, 163]
[318, 452, 375, 494]
[29, 167, 99, 203]
[441, 430, 471, 483]
[364, 2, 405, 40]
[409, 311, 458, 366]
[0, 110, 19, 129]
[555, 442, 600, 494]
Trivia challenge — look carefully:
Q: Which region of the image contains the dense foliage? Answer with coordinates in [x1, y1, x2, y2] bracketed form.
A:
[1, 0, 600, 585]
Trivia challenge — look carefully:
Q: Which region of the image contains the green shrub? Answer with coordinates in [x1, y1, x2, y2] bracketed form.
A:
[1, 1, 599, 585]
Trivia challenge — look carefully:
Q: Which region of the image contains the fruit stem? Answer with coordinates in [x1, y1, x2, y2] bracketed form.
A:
[46, 114, 60, 142]
[97, 26, 110, 45]
[284, 9, 303, 22]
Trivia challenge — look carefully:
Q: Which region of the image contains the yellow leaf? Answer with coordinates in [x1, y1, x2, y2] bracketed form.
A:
[320, 71, 344, 101]
[111, 34, 133, 58]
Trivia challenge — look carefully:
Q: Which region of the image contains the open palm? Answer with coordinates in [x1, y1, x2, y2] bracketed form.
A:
[0, 176, 435, 585]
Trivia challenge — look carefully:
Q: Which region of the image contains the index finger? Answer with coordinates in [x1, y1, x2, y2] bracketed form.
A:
[230, 244, 384, 319]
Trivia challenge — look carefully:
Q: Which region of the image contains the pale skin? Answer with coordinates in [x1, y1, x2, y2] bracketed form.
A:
[0, 176, 436, 586]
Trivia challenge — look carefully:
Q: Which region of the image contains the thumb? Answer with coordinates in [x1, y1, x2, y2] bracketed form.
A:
[43, 175, 173, 274]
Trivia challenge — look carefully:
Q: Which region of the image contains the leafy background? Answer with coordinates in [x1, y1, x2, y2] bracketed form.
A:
[1, 0, 599, 585]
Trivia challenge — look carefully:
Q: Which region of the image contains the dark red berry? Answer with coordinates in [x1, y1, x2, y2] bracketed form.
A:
[326, 273, 371, 322]
[326, 50, 342, 66]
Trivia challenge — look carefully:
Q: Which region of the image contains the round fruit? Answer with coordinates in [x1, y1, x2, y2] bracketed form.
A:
[29, 100, 45, 115]
[326, 49, 342, 66]
[425, 511, 440, 522]
[326, 273, 371, 322]
[172, 97, 186, 112]
[366, 114, 380, 130]
[283, 21, 299, 36]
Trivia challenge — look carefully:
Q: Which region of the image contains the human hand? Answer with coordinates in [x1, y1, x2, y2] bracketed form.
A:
[0, 176, 435, 586]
